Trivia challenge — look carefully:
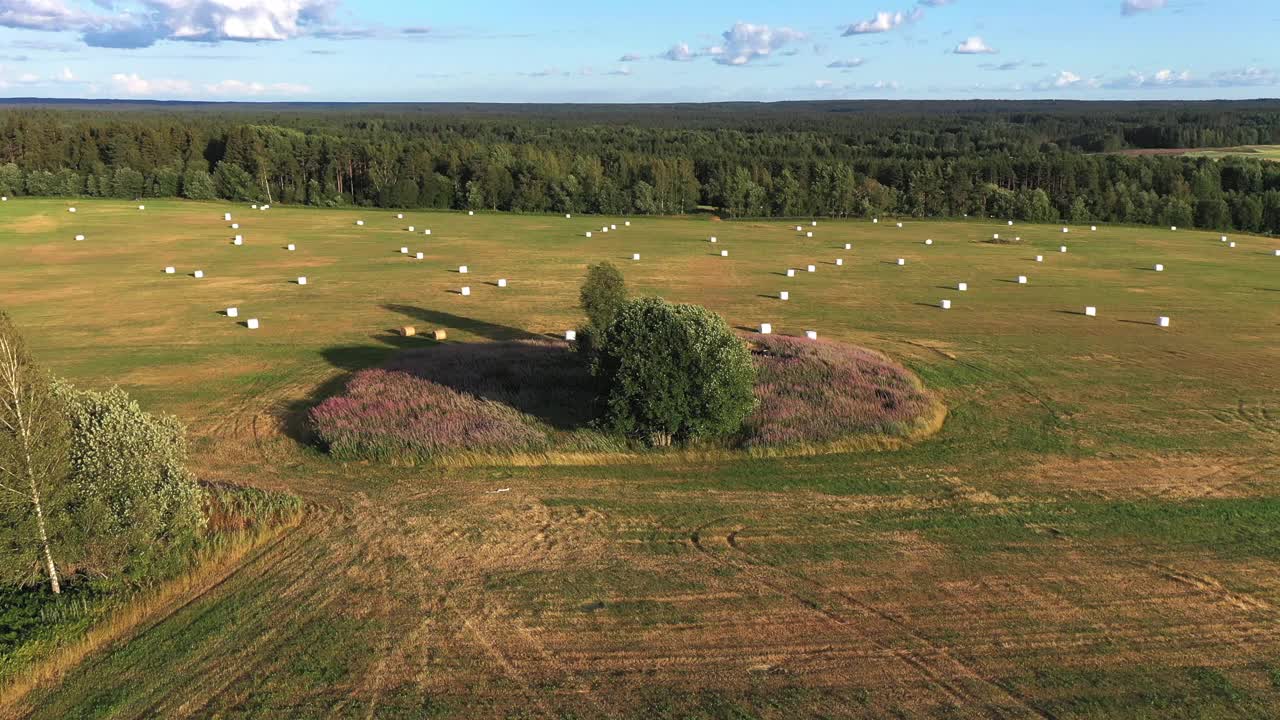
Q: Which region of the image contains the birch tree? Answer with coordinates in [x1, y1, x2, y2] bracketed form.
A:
[0, 312, 69, 594]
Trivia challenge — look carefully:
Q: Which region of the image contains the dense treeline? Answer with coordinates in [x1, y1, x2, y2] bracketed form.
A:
[2, 100, 1280, 233]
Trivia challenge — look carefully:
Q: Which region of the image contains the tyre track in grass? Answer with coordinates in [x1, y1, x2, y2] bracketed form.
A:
[690, 518, 1056, 720]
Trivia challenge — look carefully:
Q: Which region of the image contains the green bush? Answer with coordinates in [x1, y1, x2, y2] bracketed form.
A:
[52, 384, 206, 578]
[593, 297, 756, 446]
[577, 261, 628, 355]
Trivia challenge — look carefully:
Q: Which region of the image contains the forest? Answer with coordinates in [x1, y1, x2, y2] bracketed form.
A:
[2, 99, 1280, 233]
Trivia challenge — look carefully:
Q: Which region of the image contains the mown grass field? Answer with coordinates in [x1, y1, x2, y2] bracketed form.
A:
[2, 197, 1279, 719]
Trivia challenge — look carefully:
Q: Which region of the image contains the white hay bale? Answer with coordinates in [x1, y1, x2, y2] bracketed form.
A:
[807, 264, 816, 273]
[897, 258, 906, 266]
[194, 270, 204, 278]
[1091, 225, 1097, 231]
[226, 307, 239, 318]
[497, 278, 508, 288]
[805, 330, 818, 340]
[356, 220, 364, 226]
[262, 205, 270, 210]
[836, 258, 844, 266]
[1062, 227, 1069, 233]
[710, 236, 717, 243]
[1008, 220, 1014, 226]
[602, 227, 609, 233]
[396, 213, 404, 219]
[1060, 245, 1068, 253]
[565, 330, 576, 341]
[424, 229, 432, 235]
[611, 224, 618, 230]
[408, 226, 415, 232]
[461, 286, 471, 296]
[224, 213, 232, 221]
[1229, 242, 1236, 248]
[925, 239, 933, 246]
[416, 252, 424, 260]
[246, 318, 259, 329]
[468, 210, 475, 216]
[287, 244, 296, 251]
[1158, 316, 1170, 328]
[1274, 249, 1280, 257]
[138, 205, 145, 210]
[1035, 255, 1043, 262]
[631, 253, 640, 261]
[625, 221, 631, 226]
[957, 282, 968, 292]
[1017, 275, 1028, 284]
[710, 237, 717, 243]
[233, 237, 243, 246]
[297, 276, 307, 285]
[585, 231, 593, 238]
[566, 214, 572, 219]
[760, 323, 772, 335]
[811, 221, 818, 227]
[779, 291, 789, 301]
[1, 196, 6, 201]
[1221, 236, 1228, 242]
[1154, 264, 1164, 272]
[164, 266, 175, 274]
[806, 231, 814, 238]
[68, 207, 76, 213]
[896, 222, 903, 228]
[940, 299, 952, 310]
[1015, 236, 1022, 241]
[786, 269, 795, 277]
[1085, 306, 1097, 317]
[252, 204, 259, 209]
[1170, 226, 1177, 231]
[873, 218, 879, 224]
[994, 234, 1000, 240]
[844, 243, 852, 250]
[795, 225, 803, 232]
[459, 265, 468, 274]
[400, 247, 409, 254]
[74, 234, 85, 241]
[231, 223, 239, 229]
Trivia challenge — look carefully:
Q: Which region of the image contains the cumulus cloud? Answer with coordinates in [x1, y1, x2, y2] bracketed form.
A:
[660, 42, 697, 61]
[827, 58, 865, 69]
[0, 0, 343, 49]
[1104, 66, 1279, 89]
[842, 9, 922, 35]
[953, 36, 996, 54]
[205, 79, 311, 95]
[1122, 0, 1166, 15]
[807, 78, 901, 93]
[110, 72, 193, 95]
[707, 22, 805, 65]
[1033, 70, 1101, 91]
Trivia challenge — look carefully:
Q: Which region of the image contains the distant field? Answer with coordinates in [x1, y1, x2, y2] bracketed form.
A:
[2, 199, 1280, 718]
[1115, 145, 1280, 161]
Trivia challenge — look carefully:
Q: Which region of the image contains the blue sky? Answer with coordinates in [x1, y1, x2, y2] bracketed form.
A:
[0, 0, 1276, 102]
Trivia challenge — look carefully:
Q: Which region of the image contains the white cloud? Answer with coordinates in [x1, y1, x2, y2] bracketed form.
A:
[1034, 70, 1101, 91]
[58, 65, 73, 81]
[0, 0, 341, 49]
[953, 36, 996, 54]
[110, 72, 193, 95]
[619, 53, 643, 62]
[660, 42, 697, 61]
[1122, 0, 1167, 15]
[827, 58, 865, 69]
[707, 22, 805, 66]
[204, 79, 311, 95]
[918, 0, 953, 5]
[842, 9, 922, 35]
[1104, 66, 1279, 89]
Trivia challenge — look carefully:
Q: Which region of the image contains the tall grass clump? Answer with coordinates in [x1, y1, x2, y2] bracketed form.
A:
[743, 335, 937, 447]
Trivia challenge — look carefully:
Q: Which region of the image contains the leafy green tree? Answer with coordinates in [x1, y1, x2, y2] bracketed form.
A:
[0, 312, 70, 593]
[213, 161, 254, 201]
[112, 167, 146, 199]
[0, 163, 21, 196]
[593, 297, 756, 447]
[577, 262, 628, 353]
[181, 168, 217, 200]
[52, 384, 206, 578]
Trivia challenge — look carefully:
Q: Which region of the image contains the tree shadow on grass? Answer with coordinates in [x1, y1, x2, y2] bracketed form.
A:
[382, 304, 539, 341]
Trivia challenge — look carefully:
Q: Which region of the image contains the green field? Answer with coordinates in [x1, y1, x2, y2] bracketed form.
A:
[2, 198, 1280, 718]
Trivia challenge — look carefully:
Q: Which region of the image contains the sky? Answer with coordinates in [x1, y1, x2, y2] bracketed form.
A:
[0, 0, 1276, 103]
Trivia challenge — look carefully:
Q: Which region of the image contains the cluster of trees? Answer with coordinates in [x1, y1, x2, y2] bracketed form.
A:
[0, 313, 205, 595]
[577, 264, 756, 447]
[1, 100, 1280, 232]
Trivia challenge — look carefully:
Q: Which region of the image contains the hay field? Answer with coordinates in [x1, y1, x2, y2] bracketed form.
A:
[2, 198, 1280, 718]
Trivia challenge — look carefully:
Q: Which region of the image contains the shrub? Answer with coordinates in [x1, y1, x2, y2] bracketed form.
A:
[52, 384, 206, 578]
[310, 368, 547, 462]
[743, 335, 935, 447]
[594, 297, 756, 446]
